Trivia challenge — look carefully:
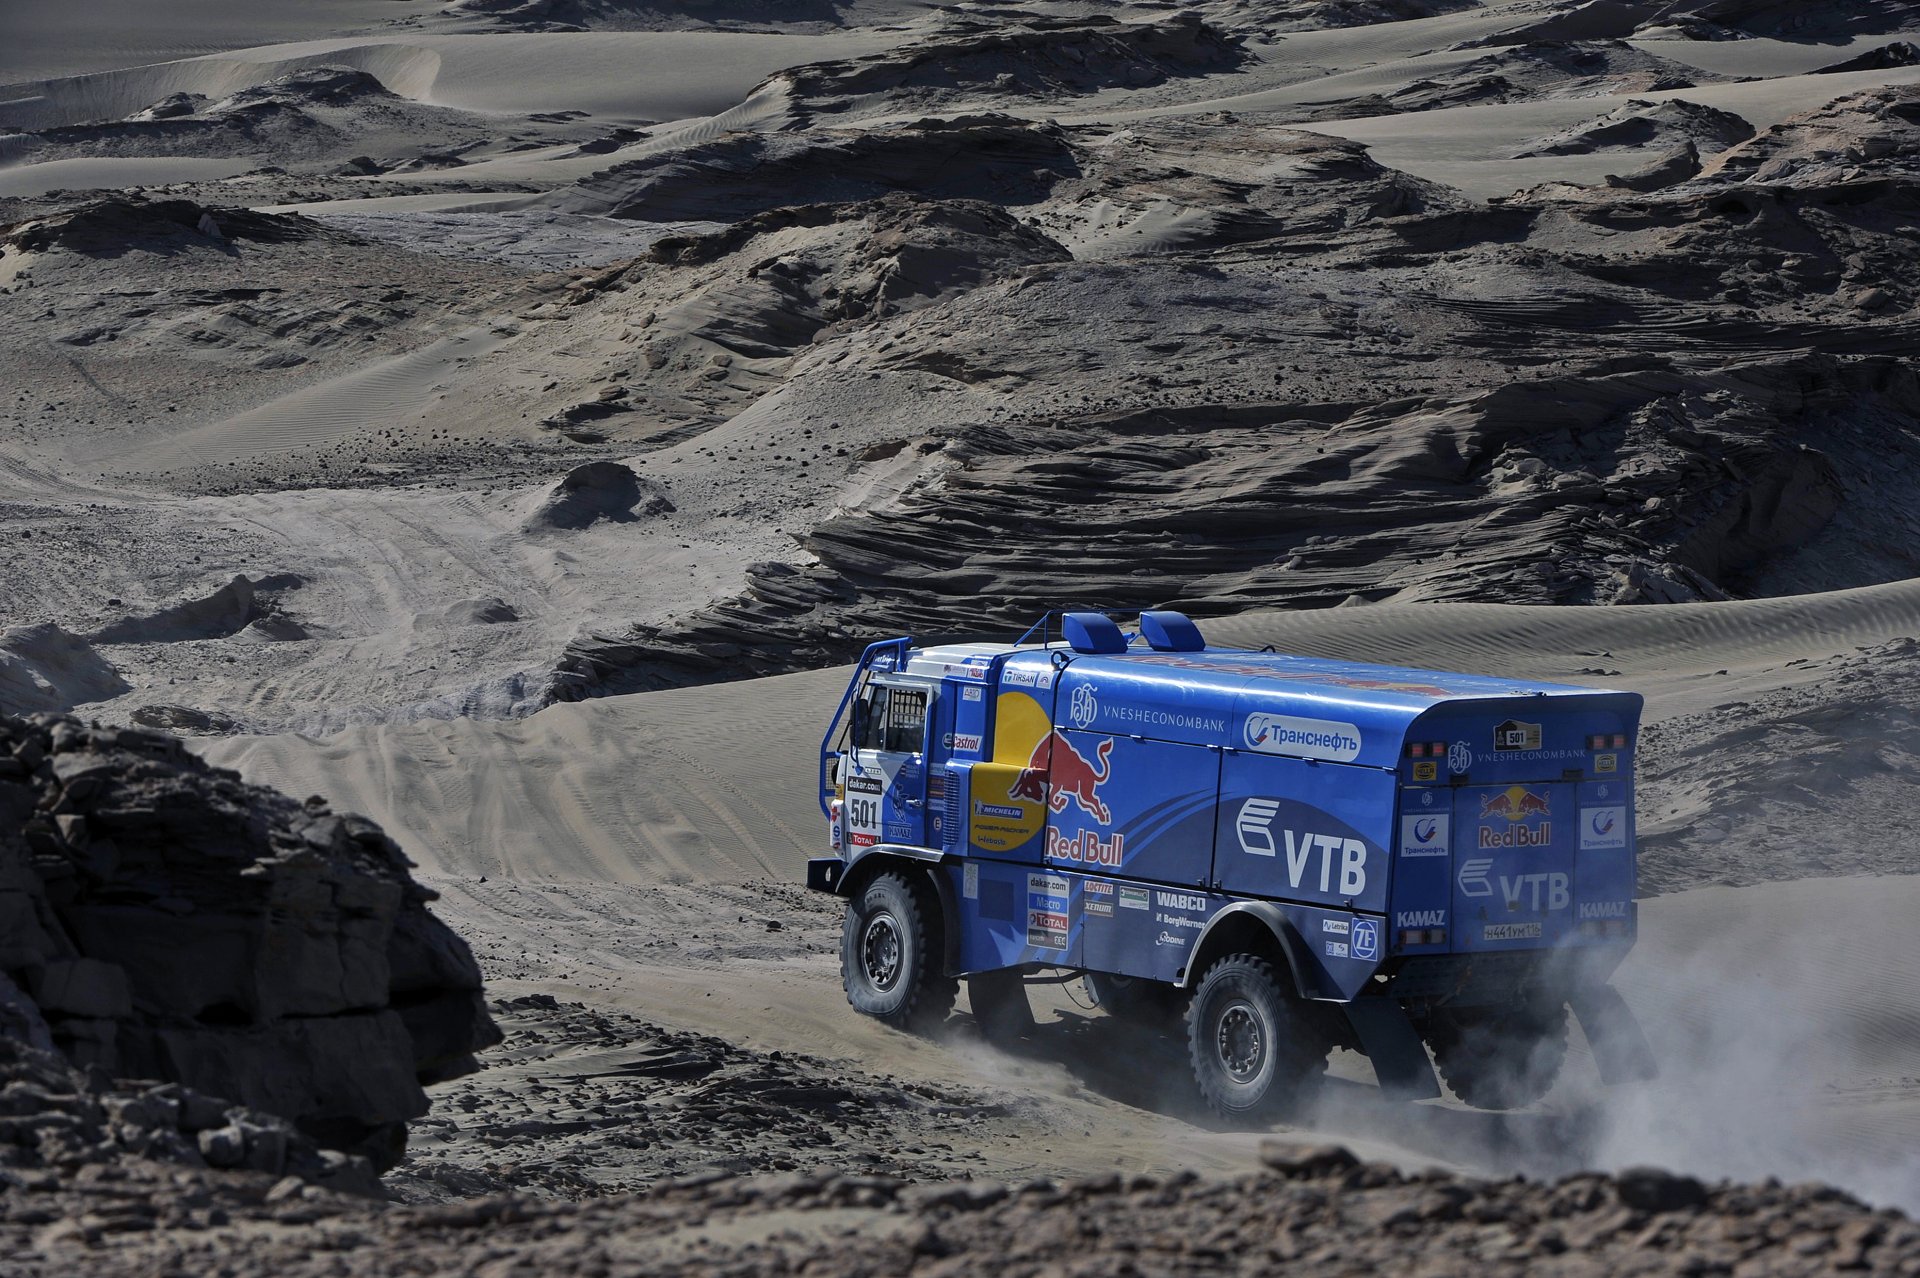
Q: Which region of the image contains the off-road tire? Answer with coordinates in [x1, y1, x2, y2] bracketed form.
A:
[1085, 971, 1184, 1024]
[967, 968, 1034, 1043]
[1186, 955, 1329, 1122]
[841, 871, 956, 1031]
[1426, 1001, 1569, 1110]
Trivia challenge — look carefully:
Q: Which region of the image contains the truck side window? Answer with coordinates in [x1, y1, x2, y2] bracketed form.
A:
[884, 689, 927, 754]
[855, 686, 890, 752]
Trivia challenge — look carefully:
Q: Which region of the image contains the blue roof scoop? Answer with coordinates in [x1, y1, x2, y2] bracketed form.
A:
[1062, 611, 1127, 655]
[1140, 610, 1205, 652]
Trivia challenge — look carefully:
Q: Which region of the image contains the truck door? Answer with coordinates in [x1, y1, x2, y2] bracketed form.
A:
[846, 681, 931, 850]
[1451, 781, 1577, 951]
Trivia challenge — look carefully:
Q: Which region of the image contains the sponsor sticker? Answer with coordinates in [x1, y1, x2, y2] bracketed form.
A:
[1241, 713, 1362, 763]
[964, 685, 983, 701]
[963, 862, 979, 900]
[1493, 719, 1543, 752]
[1412, 761, 1438, 782]
[1578, 900, 1629, 920]
[1484, 922, 1543, 942]
[1118, 886, 1150, 911]
[949, 733, 982, 752]
[1595, 752, 1617, 773]
[844, 775, 882, 848]
[1324, 941, 1350, 959]
[1447, 741, 1473, 773]
[1351, 917, 1380, 961]
[1025, 872, 1070, 949]
[1068, 683, 1100, 729]
[1004, 668, 1038, 687]
[1395, 909, 1445, 928]
[1085, 879, 1114, 896]
[1156, 931, 1187, 949]
[1086, 900, 1114, 919]
[1581, 806, 1627, 850]
[1399, 813, 1449, 858]
[1322, 918, 1350, 935]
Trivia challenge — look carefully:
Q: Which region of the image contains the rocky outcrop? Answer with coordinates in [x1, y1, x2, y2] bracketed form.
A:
[0, 1031, 379, 1197]
[8, 1139, 1916, 1275]
[0, 713, 499, 1170]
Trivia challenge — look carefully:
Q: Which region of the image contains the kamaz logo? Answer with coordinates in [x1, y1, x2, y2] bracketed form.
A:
[1155, 891, 1207, 912]
[1234, 799, 1368, 895]
[1579, 901, 1629, 919]
[1395, 910, 1446, 928]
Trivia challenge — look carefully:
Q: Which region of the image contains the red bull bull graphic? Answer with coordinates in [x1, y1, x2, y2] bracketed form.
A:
[1010, 729, 1115, 824]
[1478, 785, 1552, 848]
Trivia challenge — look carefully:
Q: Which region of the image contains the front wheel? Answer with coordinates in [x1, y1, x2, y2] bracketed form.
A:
[1186, 955, 1329, 1122]
[840, 872, 956, 1031]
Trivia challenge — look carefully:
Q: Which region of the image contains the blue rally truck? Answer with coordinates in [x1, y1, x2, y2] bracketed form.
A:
[808, 611, 1656, 1116]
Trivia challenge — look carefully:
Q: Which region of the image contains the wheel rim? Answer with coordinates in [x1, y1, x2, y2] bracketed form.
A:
[861, 912, 904, 992]
[1216, 999, 1265, 1082]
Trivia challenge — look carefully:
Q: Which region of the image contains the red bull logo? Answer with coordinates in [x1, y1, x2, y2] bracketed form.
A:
[1477, 785, 1552, 848]
[1480, 786, 1551, 822]
[1008, 730, 1114, 824]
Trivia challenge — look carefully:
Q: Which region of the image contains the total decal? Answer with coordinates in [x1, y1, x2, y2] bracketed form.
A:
[1234, 798, 1369, 895]
[1025, 873, 1069, 950]
[1477, 785, 1552, 848]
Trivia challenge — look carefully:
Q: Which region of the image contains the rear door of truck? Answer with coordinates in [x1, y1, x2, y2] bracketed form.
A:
[1450, 780, 1577, 951]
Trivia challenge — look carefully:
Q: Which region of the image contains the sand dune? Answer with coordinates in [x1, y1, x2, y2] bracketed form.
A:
[13, 0, 1920, 1244]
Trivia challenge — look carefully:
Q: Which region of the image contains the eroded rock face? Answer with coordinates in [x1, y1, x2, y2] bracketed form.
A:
[0, 713, 499, 1170]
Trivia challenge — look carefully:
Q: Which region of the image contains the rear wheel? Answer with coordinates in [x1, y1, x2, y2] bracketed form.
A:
[1425, 1001, 1569, 1110]
[841, 872, 956, 1031]
[1186, 955, 1328, 1122]
[1085, 971, 1183, 1024]
[966, 968, 1034, 1043]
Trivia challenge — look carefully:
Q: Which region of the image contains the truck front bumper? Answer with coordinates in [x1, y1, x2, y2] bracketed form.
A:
[806, 856, 848, 894]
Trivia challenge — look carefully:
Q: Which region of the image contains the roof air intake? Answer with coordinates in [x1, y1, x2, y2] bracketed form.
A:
[1061, 611, 1127, 655]
[1140, 610, 1205, 652]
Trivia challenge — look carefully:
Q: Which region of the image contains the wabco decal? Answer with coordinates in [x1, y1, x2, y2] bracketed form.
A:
[1478, 785, 1552, 849]
[1233, 799, 1368, 895]
[1395, 909, 1446, 928]
[1241, 713, 1361, 762]
[1155, 891, 1207, 912]
[1399, 813, 1449, 858]
[1581, 806, 1627, 850]
[1009, 731, 1113, 823]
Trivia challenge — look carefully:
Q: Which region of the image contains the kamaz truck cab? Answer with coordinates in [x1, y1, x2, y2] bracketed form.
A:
[808, 611, 1656, 1116]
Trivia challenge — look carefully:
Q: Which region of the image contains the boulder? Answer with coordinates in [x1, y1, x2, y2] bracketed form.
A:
[0, 711, 500, 1171]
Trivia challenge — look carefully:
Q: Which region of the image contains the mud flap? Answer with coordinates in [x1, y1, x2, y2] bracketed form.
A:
[1343, 999, 1442, 1101]
[1569, 983, 1658, 1084]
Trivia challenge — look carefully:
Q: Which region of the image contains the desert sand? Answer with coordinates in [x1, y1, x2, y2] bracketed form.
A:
[8, 0, 1920, 1268]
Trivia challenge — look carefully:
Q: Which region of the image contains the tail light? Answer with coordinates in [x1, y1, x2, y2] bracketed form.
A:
[1398, 928, 1447, 946]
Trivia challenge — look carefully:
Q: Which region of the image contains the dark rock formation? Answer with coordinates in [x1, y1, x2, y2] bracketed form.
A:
[0, 713, 499, 1170]
[0, 1031, 380, 1196]
[527, 462, 673, 530]
[8, 1137, 1917, 1275]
